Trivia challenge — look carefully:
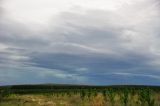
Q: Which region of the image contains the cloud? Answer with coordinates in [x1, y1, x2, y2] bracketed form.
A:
[0, 0, 160, 85]
[0, 64, 87, 85]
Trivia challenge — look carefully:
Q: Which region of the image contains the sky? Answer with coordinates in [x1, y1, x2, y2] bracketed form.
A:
[0, 0, 160, 85]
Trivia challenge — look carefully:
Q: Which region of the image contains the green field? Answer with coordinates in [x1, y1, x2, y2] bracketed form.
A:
[0, 85, 160, 106]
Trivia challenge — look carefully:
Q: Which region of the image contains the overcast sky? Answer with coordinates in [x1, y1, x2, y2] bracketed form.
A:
[0, 0, 160, 85]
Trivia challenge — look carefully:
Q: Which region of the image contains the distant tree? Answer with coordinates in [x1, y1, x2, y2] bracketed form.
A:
[0, 87, 11, 102]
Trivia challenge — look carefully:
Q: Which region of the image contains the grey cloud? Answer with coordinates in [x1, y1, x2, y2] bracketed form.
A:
[30, 52, 155, 78]
[0, 64, 88, 85]
[0, 0, 160, 85]
[0, 20, 49, 48]
[1, 0, 160, 57]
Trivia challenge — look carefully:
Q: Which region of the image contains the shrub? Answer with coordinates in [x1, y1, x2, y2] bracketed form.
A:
[80, 90, 86, 99]
[139, 88, 155, 106]
[120, 88, 129, 106]
[106, 88, 115, 106]
[0, 87, 11, 102]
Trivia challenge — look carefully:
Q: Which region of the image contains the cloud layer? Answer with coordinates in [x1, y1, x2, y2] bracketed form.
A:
[0, 0, 160, 85]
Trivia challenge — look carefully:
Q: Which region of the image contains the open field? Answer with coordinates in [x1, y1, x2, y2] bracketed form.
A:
[0, 85, 160, 106]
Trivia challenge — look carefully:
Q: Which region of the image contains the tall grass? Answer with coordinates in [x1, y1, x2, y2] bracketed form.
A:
[139, 88, 155, 106]
[0, 85, 159, 106]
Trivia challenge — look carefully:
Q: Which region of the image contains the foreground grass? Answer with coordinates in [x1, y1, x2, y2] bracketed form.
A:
[1, 92, 160, 106]
[0, 85, 160, 106]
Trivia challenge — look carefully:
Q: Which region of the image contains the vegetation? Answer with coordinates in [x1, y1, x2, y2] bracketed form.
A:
[0, 85, 160, 106]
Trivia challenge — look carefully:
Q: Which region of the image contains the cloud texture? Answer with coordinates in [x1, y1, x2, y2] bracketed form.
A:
[0, 0, 160, 85]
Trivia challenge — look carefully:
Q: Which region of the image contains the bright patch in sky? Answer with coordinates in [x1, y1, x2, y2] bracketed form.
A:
[2, 0, 136, 24]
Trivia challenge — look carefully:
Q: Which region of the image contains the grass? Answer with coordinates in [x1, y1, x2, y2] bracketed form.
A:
[0, 85, 160, 106]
